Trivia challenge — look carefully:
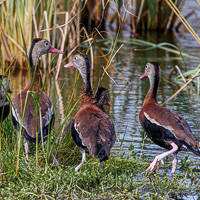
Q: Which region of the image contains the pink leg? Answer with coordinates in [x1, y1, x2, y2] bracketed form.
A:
[171, 153, 178, 174]
[75, 149, 86, 173]
[51, 153, 58, 165]
[160, 159, 164, 165]
[23, 138, 29, 160]
[146, 142, 178, 174]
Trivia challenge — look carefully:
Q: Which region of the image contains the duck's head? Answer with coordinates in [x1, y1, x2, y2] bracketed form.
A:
[0, 76, 12, 96]
[140, 62, 160, 84]
[29, 38, 64, 66]
[64, 53, 90, 83]
[95, 87, 110, 107]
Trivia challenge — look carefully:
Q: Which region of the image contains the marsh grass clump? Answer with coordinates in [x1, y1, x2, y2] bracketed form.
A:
[0, 0, 80, 69]
[0, 0, 187, 69]
[135, 0, 183, 31]
[0, 140, 200, 200]
[0, 115, 199, 199]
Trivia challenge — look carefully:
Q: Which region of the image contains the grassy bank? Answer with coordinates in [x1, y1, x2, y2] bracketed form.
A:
[0, 117, 200, 199]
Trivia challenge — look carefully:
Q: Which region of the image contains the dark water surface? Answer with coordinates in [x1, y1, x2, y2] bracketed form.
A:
[10, 31, 200, 198]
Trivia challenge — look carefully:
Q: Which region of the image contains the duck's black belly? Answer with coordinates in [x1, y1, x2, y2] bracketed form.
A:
[12, 114, 55, 144]
[71, 121, 89, 153]
[0, 104, 10, 121]
[142, 116, 183, 150]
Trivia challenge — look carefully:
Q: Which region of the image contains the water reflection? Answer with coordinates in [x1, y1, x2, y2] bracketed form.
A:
[9, 31, 200, 170]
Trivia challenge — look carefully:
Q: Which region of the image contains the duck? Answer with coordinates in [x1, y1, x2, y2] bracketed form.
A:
[57, 87, 110, 143]
[95, 87, 111, 112]
[0, 75, 12, 121]
[12, 38, 63, 163]
[64, 53, 116, 172]
[139, 62, 200, 174]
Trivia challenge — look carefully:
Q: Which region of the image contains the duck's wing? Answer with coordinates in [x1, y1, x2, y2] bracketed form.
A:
[140, 104, 199, 152]
[12, 91, 54, 139]
[74, 106, 116, 157]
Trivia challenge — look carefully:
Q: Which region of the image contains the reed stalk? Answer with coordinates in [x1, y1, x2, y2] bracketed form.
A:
[55, 12, 69, 80]
[165, 0, 200, 46]
[162, 64, 200, 105]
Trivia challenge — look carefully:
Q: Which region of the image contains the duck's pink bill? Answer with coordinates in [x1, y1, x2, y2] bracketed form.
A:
[49, 46, 64, 54]
[140, 72, 147, 79]
[64, 62, 74, 68]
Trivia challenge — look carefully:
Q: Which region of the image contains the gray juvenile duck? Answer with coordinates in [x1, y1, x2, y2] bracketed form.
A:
[0, 75, 12, 121]
[95, 87, 110, 112]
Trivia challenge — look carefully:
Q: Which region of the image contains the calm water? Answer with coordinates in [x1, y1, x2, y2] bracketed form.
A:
[10, 31, 200, 174]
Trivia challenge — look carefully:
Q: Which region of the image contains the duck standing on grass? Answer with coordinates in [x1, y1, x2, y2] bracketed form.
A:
[0, 75, 12, 121]
[58, 87, 110, 143]
[64, 53, 116, 172]
[12, 38, 63, 164]
[139, 62, 200, 174]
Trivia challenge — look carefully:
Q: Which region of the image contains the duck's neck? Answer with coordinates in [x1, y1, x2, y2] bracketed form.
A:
[25, 50, 42, 91]
[143, 74, 159, 106]
[82, 61, 93, 97]
[29, 44, 40, 67]
[24, 70, 42, 91]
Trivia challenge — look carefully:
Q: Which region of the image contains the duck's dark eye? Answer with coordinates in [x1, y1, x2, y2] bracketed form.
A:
[74, 56, 78, 60]
[45, 41, 49, 46]
[145, 65, 148, 68]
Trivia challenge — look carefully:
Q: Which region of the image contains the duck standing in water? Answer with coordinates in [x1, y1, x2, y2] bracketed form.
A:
[12, 38, 63, 163]
[0, 75, 12, 121]
[64, 53, 116, 172]
[139, 62, 200, 174]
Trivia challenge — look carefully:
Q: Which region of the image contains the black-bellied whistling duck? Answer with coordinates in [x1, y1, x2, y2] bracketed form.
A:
[12, 38, 63, 163]
[64, 53, 116, 172]
[58, 87, 110, 143]
[0, 75, 12, 121]
[139, 62, 200, 174]
[95, 87, 111, 112]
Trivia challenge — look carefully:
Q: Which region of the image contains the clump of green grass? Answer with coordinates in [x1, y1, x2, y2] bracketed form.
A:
[1, 115, 200, 199]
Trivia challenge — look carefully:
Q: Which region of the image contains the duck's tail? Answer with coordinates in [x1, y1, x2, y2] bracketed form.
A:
[97, 144, 110, 162]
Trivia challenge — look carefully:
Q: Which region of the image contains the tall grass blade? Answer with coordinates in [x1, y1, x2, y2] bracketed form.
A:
[165, 0, 200, 46]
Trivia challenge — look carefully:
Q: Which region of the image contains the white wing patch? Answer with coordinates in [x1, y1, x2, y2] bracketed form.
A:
[12, 106, 21, 124]
[12, 106, 29, 133]
[74, 121, 86, 147]
[144, 112, 177, 138]
[43, 104, 54, 127]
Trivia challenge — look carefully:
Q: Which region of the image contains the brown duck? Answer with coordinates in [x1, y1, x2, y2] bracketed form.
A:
[12, 38, 63, 163]
[139, 62, 200, 174]
[64, 53, 116, 172]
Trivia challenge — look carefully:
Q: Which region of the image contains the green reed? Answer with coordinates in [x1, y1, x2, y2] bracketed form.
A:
[0, 0, 71, 67]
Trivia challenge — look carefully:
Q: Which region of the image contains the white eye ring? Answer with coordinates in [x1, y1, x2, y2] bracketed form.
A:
[45, 41, 49, 46]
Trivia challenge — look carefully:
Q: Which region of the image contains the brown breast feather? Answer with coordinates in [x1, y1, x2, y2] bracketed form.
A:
[13, 90, 53, 139]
